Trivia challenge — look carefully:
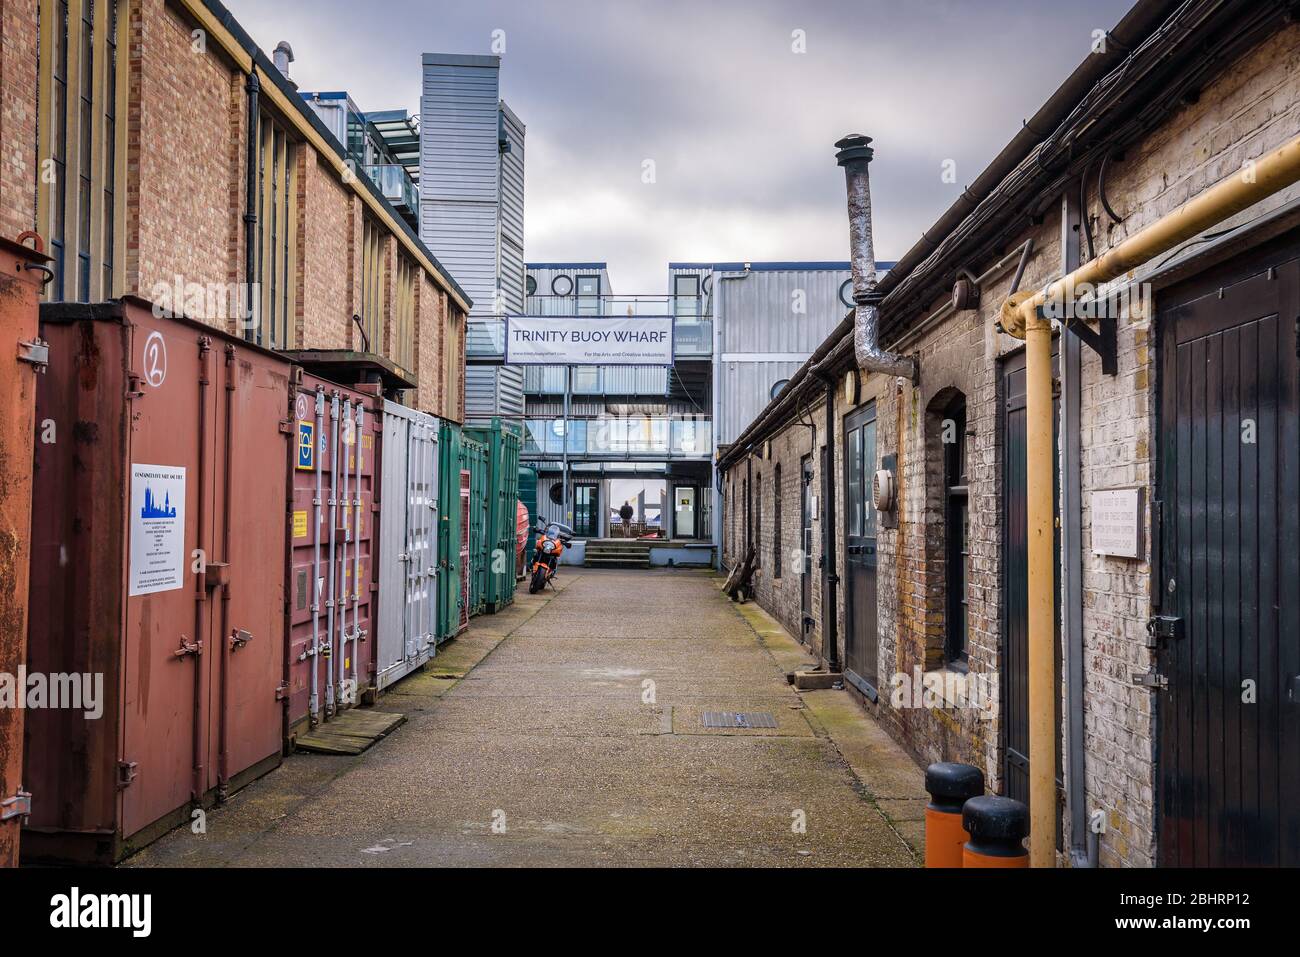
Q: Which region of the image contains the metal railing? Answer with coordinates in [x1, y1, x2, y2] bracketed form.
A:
[364, 163, 419, 216]
[520, 415, 711, 459]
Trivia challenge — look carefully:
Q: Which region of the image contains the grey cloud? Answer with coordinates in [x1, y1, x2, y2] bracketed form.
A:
[225, 0, 1134, 291]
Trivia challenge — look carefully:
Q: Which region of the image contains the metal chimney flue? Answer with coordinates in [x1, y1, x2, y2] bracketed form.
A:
[273, 41, 295, 79]
[835, 134, 918, 383]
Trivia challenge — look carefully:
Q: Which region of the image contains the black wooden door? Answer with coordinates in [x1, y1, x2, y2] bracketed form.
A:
[1156, 252, 1300, 867]
[844, 403, 879, 696]
[1002, 348, 1063, 827]
[800, 455, 814, 637]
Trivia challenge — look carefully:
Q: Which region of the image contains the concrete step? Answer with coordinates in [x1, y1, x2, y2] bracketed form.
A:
[584, 556, 651, 568]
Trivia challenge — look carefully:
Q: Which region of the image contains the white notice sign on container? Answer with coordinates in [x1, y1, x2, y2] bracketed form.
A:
[1091, 487, 1143, 559]
[129, 464, 187, 595]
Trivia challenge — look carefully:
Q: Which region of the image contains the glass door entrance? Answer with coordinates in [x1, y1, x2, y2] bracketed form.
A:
[673, 486, 697, 538]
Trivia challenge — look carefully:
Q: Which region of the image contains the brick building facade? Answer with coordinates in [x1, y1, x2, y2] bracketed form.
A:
[1, 0, 468, 419]
[721, 1, 1300, 867]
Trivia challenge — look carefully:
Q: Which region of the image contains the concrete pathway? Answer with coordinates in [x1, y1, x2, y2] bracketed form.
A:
[129, 569, 923, 867]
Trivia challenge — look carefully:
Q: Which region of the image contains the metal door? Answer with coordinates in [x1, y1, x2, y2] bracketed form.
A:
[844, 402, 878, 696]
[800, 455, 814, 637]
[209, 333, 292, 796]
[376, 401, 440, 690]
[0, 236, 50, 865]
[404, 416, 439, 666]
[1156, 252, 1299, 866]
[1001, 348, 1062, 827]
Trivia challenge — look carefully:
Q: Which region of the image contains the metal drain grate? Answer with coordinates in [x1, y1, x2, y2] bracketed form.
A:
[701, 711, 778, 729]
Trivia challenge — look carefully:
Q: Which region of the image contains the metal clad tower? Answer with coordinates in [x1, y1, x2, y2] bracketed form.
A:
[420, 53, 525, 423]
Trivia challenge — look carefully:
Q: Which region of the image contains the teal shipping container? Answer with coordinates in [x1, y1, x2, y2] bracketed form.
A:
[517, 465, 538, 575]
[436, 423, 467, 643]
[466, 420, 521, 613]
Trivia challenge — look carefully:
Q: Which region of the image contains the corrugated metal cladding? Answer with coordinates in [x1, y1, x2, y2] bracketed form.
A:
[712, 265, 872, 445]
[419, 54, 503, 318]
[301, 93, 352, 149]
[717, 359, 805, 445]
[465, 364, 524, 422]
[500, 104, 526, 314]
[420, 55, 499, 201]
[716, 267, 852, 354]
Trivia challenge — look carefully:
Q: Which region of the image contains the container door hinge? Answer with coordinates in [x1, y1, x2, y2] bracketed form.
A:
[278, 418, 293, 435]
[0, 790, 33, 822]
[1132, 669, 1167, 691]
[17, 338, 49, 372]
[117, 761, 139, 789]
[275, 681, 290, 701]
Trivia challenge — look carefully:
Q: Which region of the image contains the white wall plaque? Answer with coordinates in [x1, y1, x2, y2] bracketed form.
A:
[1091, 487, 1144, 559]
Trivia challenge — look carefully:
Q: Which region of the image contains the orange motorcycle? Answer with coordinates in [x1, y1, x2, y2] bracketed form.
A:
[528, 520, 573, 594]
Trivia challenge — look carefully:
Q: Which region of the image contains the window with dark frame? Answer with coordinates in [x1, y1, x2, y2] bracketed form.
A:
[943, 395, 969, 667]
[755, 473, 762, 568]
[38, 0, 122, 303]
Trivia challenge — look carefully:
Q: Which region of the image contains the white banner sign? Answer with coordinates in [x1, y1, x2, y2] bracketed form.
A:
[504, 315, 674, 366]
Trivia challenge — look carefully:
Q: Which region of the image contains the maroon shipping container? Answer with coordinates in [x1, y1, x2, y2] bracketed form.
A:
[0, 235, 53, 867]
[23, 298, 292, 863]
[284, 371, 379, 742]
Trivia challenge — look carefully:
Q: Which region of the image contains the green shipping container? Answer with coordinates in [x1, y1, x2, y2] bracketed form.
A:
[463, 433, 490, 618]
[517, 464, 538, 574]
[466, 420, 522, 613]
[436, 422, 466, 643]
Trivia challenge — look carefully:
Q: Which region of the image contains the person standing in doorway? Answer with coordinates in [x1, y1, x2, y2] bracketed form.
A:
[619, 500, 634, 537]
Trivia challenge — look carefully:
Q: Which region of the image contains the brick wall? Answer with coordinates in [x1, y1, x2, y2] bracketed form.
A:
[2, 0, 466, 419]
[130, 0, 234, 300]
[299, 150, 351, 349]
[0, 0, 37, 241]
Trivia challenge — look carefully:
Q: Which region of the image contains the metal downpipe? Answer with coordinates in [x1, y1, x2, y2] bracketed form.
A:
[835, 134, 918, 384]
[243, 71, 259, 344]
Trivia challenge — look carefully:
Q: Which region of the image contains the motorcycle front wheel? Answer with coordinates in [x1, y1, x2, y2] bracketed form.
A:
[529, 566, 547, 594]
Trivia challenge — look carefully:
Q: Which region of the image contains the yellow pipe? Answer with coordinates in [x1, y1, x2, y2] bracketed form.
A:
[1003, 131, 1300, 335]
[1024, 309, 1055, 868]
[1001, 130, 1300, 868]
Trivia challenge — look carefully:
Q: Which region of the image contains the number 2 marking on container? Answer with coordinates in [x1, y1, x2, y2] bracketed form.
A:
[142, 331, 167, 387]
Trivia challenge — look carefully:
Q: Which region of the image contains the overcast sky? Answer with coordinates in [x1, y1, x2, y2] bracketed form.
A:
[225, 0, 1133, 292]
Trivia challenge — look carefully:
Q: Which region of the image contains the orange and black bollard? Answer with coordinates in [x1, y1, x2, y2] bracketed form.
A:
[961, 795, 1029, 868]
[924, 762, 984, 868]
